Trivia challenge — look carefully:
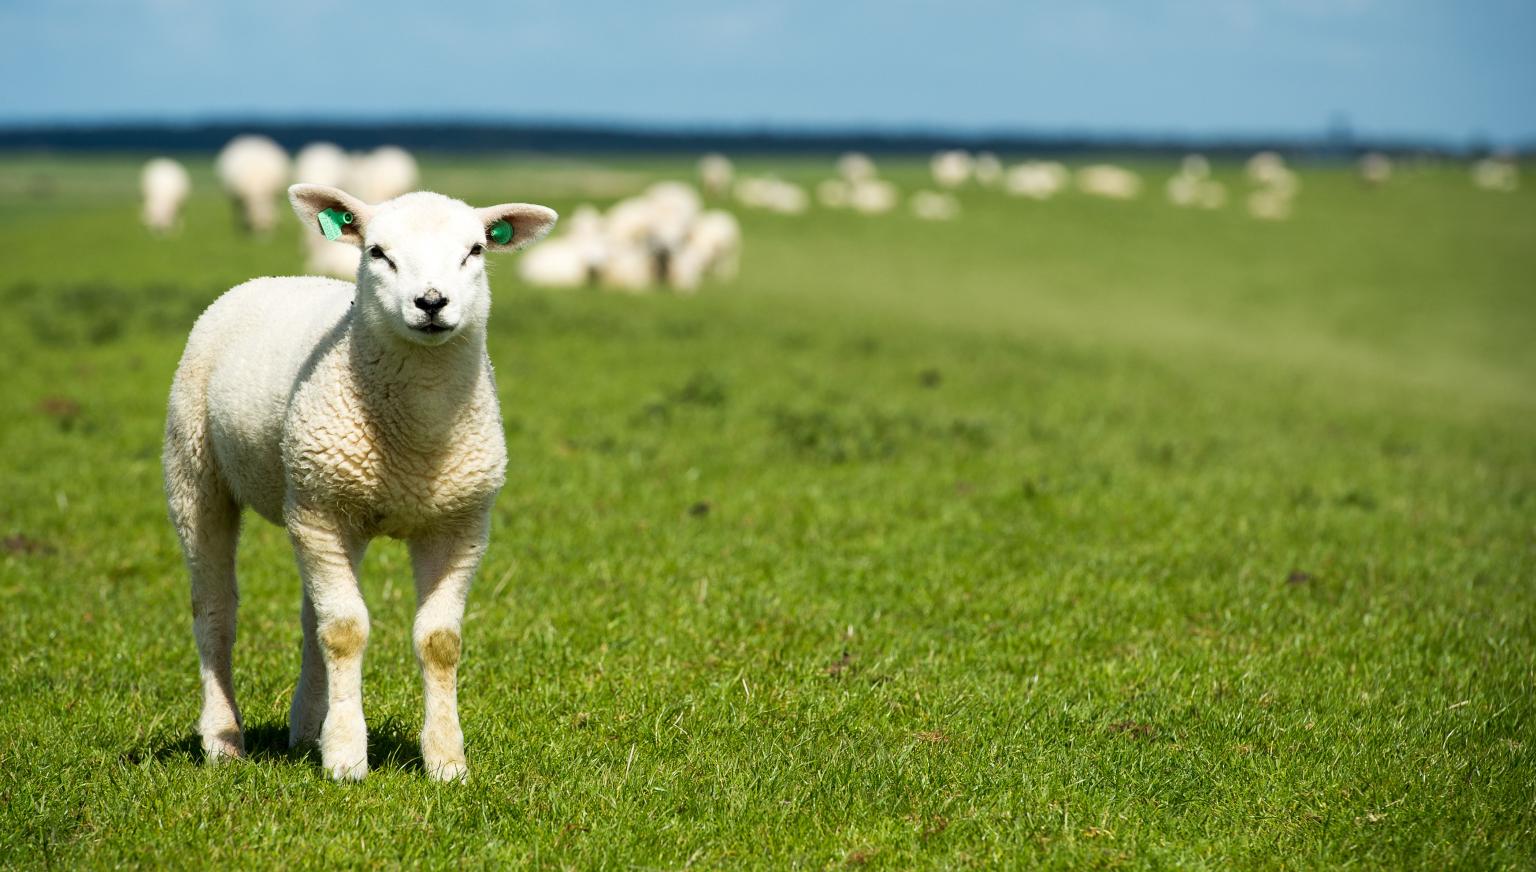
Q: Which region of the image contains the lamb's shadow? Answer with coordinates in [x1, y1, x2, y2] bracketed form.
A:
[127, 719, 423, 774]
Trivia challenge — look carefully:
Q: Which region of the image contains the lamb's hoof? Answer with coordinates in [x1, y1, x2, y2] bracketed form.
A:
[201, 728, 245, 764]
[425, 758, 468, 783]
[324, 755, 369, 782]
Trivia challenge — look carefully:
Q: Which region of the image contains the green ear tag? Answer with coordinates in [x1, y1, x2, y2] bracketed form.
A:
[316, 207, 354, 241]
[489, 219, 514, 245]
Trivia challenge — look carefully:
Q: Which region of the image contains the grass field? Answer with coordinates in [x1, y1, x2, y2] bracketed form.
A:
[1, 154, 1533, 869]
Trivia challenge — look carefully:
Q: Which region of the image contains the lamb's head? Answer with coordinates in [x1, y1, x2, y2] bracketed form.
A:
[290, 184, 557, 346]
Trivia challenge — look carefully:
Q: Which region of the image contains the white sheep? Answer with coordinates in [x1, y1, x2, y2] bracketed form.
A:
[164, 184, 556, 782]
[931, 150, 974, 188]
[849, 178, 899, 215]
[1004, 161, 1069, 200]
[1247, 187, 1293, 221]
[910, 190, 960, 221]
[517, 205, 609, 288]
[347, 146, 420, 204]
[1471, 157, 1519, 192]
[734, 176, 808, 214]
[141, 157, 191, 234]
[669, 209, 742, 292]
[215, 135, 291, 233]
[1358, 152, 1392, 185]
[1246, 151, 1299, 194]
[973, 152, 1004, 187]
[1077, 164, 1143, 200]
[698, 153, 734, 197]
[836, 152, 877, 183]
[294, 143, 360, 277]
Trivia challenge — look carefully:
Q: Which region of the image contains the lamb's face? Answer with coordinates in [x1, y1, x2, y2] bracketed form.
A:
[360, 194, 491, 346]
[288, 184, 559, 348]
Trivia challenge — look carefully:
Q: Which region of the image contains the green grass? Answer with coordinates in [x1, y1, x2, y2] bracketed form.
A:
[0, 154, 1533, 869]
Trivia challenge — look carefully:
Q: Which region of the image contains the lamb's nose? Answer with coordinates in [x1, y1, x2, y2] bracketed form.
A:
[414, 289, 448, 315]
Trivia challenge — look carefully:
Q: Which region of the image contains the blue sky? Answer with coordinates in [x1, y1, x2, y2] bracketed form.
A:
[3, 1, 1533, 144]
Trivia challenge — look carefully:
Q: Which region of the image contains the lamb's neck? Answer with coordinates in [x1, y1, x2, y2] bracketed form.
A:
[346, 318, 491, 442]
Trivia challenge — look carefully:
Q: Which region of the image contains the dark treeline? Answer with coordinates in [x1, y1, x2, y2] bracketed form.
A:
[0, 119, 1512, 159]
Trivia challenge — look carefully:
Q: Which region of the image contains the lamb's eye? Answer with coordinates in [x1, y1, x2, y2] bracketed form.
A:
[368, 246, 387, 260]
[468, 243, 484, 257]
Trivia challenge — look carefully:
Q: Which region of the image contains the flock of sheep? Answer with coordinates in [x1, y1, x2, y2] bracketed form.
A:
[140, 139, 1524, 293]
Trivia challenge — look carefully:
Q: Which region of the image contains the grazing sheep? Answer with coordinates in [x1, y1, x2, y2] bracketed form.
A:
[973, 152, 1004, 187]
[1246, 187, 1293, 221]
[141, 157, 191, 234]
[294, 142, 350, 188]
[836, 152, 877, 183]
[1358, 152, 1393, 186]
[670, 210, 742, 293]
[1004, 161, 1069, 200]
[1166, 155, 1226, 209]
[816, 178, 852, 209]
[734, 176, 808, 214]
[517, 205, 609, 289]
[164, 184, 556, 781]
[931, 150, 973, 188]
[849, 178, 899, 215]
[698, 153, 734, 197]
[215, 135, 291, 233]
[348, 146, 420, 204]
[294, 144, 360, 277]
[1471, 156, 1519, 192]
[1077, 164, 1142, 200]
[910, 190, 960, 221]
[1246, 151, 1299, 194]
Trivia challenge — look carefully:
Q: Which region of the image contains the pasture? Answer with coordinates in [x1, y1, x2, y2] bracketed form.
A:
[0, 155, 1533, 868]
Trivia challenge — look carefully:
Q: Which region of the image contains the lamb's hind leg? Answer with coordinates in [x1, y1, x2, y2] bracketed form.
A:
[166, 436, 244, 762]
[409, 514, 490, 782]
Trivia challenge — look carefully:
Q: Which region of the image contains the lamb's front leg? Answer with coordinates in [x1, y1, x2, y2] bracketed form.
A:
[408, 515, 490, 783]
[286, 503, 370, 781]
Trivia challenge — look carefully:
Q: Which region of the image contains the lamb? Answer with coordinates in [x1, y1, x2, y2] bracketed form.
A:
[668, 209, 742, 292]
[734, 176, 808, 214]
[836, 152, 878, 183]
[698, 153, 734, 198]
[215, 135, 291, 233]
[1358, 152, 1392, 186]
[973, 152, 1004, 187]
[848, 178, 899, 215]
[294, 143, 359, 278]
[1471, 156, 1519, 192]
[141, 157, 192, 234]
[164, 183, 557, 782]
[930, 150, 974, 188]
[1076, 164, 1143, 200]
[517, 205, 609, 288]
[1004, 161, 1069, 200]
[910, 190, 960, 221]
[347, 146, 420, 204]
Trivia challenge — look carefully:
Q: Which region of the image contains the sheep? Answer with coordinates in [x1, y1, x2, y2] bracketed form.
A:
[698, 153, 734, 198]
[849, 178, 899, 215]
[1359, 152, 1392, 186]
[816, 178, 852, 209]
[1246, 151, 1299, 194]
[836, 152, 877, 183]
[1004, 161, 1069, 200]
[1166, 155, 1226, 209]
[1471, 156, 1519, 192]
[141, 157, 191, 234]
[517, 205, 609, 288]
[1246, 187, 1293, 221]
[164, 183, 557, 782]
[973, 152, 1004, 187]
[215, 135, 291, 233]
[672, 209, 741, 291]
[910, 190, 960, 221]
[347, 146, 420, 204]
[734, 176, 808, 214]
[294, 143, 359, 278]
[930, 150, 973, 188]
[1077, 164, 1143, 200]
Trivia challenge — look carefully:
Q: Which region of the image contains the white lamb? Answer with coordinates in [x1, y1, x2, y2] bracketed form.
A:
[734, 176, 808, 214]
[849, 178, 899, 215]
[973, 152, 1004, 187]
[215, 135, 291, 233]
[518, 205, 610, 288]
[669, 209, 742, 292]
[294, 143, 360, 277]
[348, 146, 420, 204]
[698, 153, 734, 198]
[1358, 152, 1392, 185]
[141, 157, 192, 234]
[1077, 164, 1143, 200]
[164, 183, 557, 782]
[836, 152, 877, 182]
[1471, 157, 1519, 192]
[1004, 161, 1069, 200]
[910, 190, 960, 221]
[931, 150, 974, 188]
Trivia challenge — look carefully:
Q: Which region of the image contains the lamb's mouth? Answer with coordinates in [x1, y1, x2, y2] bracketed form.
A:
[413, 323, 452, 335]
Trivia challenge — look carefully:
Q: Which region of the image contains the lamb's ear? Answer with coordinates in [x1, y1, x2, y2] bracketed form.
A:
[289, 184, 372, 247]
[478, 203, 558, 252]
